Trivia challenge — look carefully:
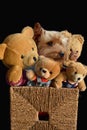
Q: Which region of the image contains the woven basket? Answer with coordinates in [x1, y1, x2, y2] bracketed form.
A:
[10, 87, 79, 130]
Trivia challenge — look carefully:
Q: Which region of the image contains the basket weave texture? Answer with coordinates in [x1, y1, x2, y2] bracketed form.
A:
[10, 87, 79, 130]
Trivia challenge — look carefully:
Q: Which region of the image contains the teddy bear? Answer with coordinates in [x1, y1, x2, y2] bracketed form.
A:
[0, 26, 39, 86]
[33, 22, 84, 62]
[52, 61, 87, 91]
[68, 34, 84, 61]
[26, 55, 61, 87]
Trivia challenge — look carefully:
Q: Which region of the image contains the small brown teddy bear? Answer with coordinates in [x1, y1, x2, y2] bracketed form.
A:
[26, 56, 61, 87]
[52, 61, 87, 91]
[0, 26, 38, 86]
[33, 22, 71, 62]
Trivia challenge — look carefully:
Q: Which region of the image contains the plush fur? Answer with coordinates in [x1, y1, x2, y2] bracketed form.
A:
[52, 61, 87, 91]
[68, 34, 84, 61]
[0, 26, 38, 86]
[26, 55, 61, 87]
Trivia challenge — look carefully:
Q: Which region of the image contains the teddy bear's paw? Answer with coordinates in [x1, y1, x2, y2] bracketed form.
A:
[79, 86, 86, 92]
[6, 66, 23, 86]
[26, 69, 36, 81]
[55, 82, 62, 89]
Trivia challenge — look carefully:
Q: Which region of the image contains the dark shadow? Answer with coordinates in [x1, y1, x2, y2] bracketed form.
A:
[0, 61, 11, 130]
[38, 112, 49, 121]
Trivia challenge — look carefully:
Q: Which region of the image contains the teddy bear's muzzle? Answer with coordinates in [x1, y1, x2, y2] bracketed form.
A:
[40, 68, 50, 78]
[33, 56, 37, 62]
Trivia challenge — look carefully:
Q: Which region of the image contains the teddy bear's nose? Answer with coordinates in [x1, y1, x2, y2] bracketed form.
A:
[33, 57, 37, 61]
[78, 77, 81, 80]
[42, 69, 47, 73]
[59, 52, 64, 57]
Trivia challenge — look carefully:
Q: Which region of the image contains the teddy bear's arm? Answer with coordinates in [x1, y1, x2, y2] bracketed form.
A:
[6, 65, 23, 86]
[26, 69, 36, 81]
[0, 43, 7, 59]
[52, 72, 66, 89]
[78, 80, 86, 91]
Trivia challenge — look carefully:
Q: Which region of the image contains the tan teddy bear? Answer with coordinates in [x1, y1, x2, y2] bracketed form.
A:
[26, 55, 61, 87]
[68, 34, 84, 61]
[52, 61, 87, 91]
[33, 22, 84, 62]
[0, 26, 38, 86]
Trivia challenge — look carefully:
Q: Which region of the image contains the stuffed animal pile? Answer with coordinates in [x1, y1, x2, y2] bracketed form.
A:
[33, 22, 87, 92]
[0, 22, 87, 92]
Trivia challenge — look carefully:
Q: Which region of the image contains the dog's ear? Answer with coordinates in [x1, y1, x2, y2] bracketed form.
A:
[33, 22, 43, 44]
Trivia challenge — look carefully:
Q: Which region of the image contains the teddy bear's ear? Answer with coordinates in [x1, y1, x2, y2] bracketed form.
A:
[63, 60, 75, 67]
[83, 65, 87, 74]
[0, 43, 7, 59]
[72, 34, 84, 44]
[60, 30, 72, 37]
[21, 26, 34, 38]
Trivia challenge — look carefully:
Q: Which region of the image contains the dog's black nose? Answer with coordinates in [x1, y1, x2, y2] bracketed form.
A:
[33, 57, 37, 61]
[59, 52, 64, 57]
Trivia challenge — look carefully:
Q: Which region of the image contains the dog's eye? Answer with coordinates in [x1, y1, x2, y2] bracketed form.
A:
[47, 41, 53, 46]
[21, 55, 24, 59]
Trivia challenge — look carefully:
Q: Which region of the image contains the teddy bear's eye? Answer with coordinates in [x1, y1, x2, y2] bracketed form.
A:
[75, 71, 77, 74]
[47, 41, 53, 46]
[76, 50, 78, 53]
[40, 67, 42, 71]
[21, 55, 24, 59]
[32, 47, 34, 51]
[50, 71, 53, 74]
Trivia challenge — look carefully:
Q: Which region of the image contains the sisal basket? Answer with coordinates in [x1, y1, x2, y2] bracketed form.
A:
[10, 87, 79, 130]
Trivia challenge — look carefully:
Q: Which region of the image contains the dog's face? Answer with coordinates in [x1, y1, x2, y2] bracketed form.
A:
[38, 41, 66, 61]
[33, 22, 71, 61]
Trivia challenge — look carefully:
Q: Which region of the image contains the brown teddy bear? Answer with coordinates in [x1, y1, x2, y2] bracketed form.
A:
[52, 61, 87, 91]
[26, 55, 61, 87]
[33, 22, 84, 62]
[0, 26, 39, 86]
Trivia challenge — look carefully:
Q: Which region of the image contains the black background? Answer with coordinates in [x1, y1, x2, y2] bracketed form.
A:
[0, 1, 87, 130]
